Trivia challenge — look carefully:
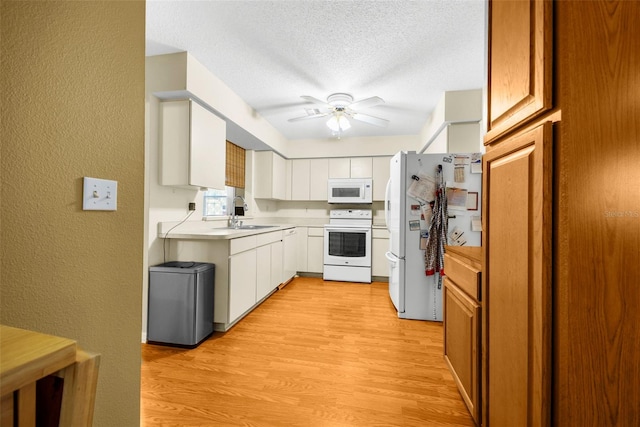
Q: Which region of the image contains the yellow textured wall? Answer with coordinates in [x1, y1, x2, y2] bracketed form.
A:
[1, 1, 145, 426]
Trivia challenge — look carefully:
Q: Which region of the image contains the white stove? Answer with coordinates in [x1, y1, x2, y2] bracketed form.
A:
[323, 209, 372, 283]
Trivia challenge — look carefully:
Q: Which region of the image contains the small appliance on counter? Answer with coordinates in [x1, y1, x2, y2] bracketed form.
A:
[148, 261, 214, 347]
[323, 209, 372, 283]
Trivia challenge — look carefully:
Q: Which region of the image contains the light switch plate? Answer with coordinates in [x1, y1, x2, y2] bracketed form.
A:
[83, 177, 117, 211]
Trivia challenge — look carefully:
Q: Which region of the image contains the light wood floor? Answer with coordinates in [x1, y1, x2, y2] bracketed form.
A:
[141, 277, 473, 426]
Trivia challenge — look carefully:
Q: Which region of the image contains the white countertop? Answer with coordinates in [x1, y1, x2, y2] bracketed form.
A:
[158, 217, 387, 240]
[158, 222, 296, 240]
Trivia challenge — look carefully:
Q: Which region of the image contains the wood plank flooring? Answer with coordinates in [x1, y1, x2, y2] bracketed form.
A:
[141, 277, 474, 426]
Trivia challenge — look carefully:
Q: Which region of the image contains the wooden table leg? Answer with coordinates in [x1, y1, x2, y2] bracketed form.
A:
[57, 350, 101, 427]
[15, 382, 36, 427]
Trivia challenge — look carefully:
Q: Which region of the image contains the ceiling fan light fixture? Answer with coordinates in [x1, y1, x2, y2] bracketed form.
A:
[326, 114, 351, 132]
[327, 93, 354, 108]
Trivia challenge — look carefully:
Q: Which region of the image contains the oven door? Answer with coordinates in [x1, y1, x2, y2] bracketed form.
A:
[323, 226, 372, 267]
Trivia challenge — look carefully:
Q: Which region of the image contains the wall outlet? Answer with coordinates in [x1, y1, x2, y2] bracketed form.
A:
[188, 202, 196, 211]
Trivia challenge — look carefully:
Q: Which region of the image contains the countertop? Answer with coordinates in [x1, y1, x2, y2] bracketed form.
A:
[444, 245, 482, 268]
[158, 222, 296, 240]
[159, 218, 388, 240]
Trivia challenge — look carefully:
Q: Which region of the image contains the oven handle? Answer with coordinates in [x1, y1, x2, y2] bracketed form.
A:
[324, 226, 371, 233]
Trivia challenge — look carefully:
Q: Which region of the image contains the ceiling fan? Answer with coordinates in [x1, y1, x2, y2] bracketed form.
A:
[288, 93, 389, 136]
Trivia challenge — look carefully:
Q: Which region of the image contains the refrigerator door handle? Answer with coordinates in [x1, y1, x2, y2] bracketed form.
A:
[385, 251, 399, 264]
[384, 178, 391, 231]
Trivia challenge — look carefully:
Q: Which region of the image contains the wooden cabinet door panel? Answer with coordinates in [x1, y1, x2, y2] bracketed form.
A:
[444, 278, 480, 423]
[482, 123, 552, 426]
[486, 0, 552, 142]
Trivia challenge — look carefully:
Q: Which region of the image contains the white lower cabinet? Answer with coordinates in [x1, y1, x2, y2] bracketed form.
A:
[271, 240, 283, 289]
[255, 232, 283, 302]
[282, 228, 297, 283]
[296, 227, 308, 272]
[372, 228, 390, 278]
[256, 245, 272, 302]
[307, 227, 324, 273]
[229, 248, 257, 323]
[169, 229, 288, 332]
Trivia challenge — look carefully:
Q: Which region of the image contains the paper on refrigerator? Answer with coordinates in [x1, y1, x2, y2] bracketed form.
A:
[407, 172, 437, 203]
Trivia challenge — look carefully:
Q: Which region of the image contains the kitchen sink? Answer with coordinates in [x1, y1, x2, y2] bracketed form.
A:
[221, 225, 277, 230]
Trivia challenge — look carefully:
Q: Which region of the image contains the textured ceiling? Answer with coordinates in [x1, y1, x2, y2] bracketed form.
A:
[146, 0, 486, 143]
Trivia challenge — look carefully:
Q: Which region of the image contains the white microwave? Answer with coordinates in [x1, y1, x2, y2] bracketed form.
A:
[327, 178, 373, 204]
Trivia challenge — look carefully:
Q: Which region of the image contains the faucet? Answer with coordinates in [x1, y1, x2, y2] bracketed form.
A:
[230, 195, 247, 228]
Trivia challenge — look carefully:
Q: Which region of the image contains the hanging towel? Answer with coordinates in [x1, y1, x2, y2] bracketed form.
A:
[424, 165, 448, 276]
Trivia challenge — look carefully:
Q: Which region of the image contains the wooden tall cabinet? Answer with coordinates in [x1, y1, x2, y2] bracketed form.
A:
[483, 124, 553, 426]
[483, 1, 640, 426]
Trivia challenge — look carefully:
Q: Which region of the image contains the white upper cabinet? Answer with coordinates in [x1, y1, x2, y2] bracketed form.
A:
[291, 159, 310, 200]
[372, 156, 391, 201]
[329, 158, 350, 178]
[159, 100, 226, 190]
[258, 155, 387, 201]
[253, 151, 288, 200]
[350, 157, 373, 178]
[309, 158, 329, 200]
[328, 157, 373, 178]
[290, 158, 328, 201]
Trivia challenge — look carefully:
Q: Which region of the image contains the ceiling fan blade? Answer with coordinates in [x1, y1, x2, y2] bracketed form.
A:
[349, 96, 384, 111]
[288, 112, 331, 122]
[351, 112, 389, 127]
[301, 95, 331, 108]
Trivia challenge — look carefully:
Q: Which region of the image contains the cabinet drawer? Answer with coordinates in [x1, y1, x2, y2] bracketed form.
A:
[283, 227, 296, 237]
[230, 235, 257, 255]
[307, 227, 324, 237]
[444, 253, 480, 300]
[372, 228, 389, 239]
[256, 230, 282, 246]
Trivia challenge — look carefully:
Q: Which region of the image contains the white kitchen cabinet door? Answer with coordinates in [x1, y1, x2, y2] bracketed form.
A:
[372, 228, 390, 277]
[296, 227, 308, 272]
[372, 156, 392, 201]
[229, 249, 257, 323]
[272, 155, 287, 200]
[160, 100, 226, 190]
[350, 157, 373, 178]
[291, 159, 310, 200]
[309, 158, 329, 200]
[256, 245, 272, 302]
[253, 151, 287, 200]
[307, 227, 325, 273]
[270, 240, 283, 290]
[329, 158, 350, 178]
[283, 229, 297, 283]
[329, 157, 373, 179]
[285, 160, 293, 200]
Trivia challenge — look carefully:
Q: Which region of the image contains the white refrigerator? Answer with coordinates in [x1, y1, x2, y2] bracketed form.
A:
[385, 151, 482, 321]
